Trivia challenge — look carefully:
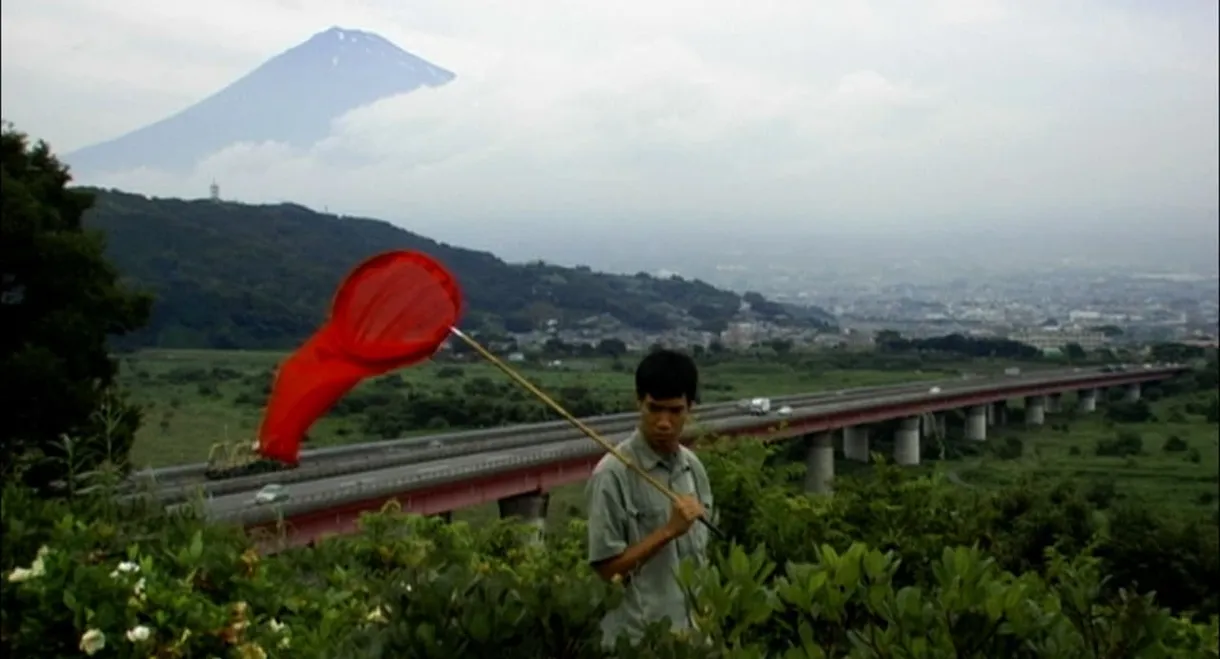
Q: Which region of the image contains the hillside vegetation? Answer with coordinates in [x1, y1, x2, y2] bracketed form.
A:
[80, 189, 833, 349]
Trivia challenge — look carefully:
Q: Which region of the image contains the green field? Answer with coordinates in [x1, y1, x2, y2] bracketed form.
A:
[118, 349, 973, 469]
[950, 392, 1220, 510]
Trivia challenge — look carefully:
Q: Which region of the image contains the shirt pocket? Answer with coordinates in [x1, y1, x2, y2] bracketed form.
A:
[624, 501, 670, 546]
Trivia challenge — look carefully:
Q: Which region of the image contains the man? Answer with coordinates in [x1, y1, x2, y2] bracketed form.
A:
[585, 348, 713, 647]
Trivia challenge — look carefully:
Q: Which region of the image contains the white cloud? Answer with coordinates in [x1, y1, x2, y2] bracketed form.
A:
[1, 0, 1216, 244]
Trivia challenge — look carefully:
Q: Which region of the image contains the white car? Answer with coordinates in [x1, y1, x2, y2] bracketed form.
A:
[253, 484, 288, 505]
[777, 405, 793, 416]
[928, 386, 942, 394]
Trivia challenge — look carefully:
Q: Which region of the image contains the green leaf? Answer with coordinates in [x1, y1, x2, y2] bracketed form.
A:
[188, 530, 203, 561]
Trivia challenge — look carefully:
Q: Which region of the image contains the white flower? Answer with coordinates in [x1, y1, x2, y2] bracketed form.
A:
[269, 619, 286, 633]
[366, 606, 388, 623]
[110, 561, 140, 579]
[7, 567, 34, 583]
[126, 625, 151, 642]
[6, 546, 49, 582]
[79, 629, 106, 655]
[133, 577, 146, 596]
[237, 643, 267, 659]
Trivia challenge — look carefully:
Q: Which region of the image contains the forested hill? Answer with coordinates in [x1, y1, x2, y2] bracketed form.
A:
[81, 189, 835, 349]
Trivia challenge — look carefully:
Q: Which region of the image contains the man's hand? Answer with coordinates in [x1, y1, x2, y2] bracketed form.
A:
[664, 494, 705, 538]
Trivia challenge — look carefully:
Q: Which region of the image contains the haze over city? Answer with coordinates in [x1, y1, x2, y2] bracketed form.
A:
[2, 0, 1217, 275]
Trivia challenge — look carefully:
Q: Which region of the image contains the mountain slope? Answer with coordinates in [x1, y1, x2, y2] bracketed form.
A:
[81, 189, 833, 349]
[64, 27, 454, 177]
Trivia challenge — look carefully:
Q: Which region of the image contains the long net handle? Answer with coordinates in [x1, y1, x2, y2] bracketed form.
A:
[448, 327, 723, 539]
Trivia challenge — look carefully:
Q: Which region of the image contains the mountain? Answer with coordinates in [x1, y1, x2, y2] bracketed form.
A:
[80, 189, 835, 349]
[63, 27, 454, 177]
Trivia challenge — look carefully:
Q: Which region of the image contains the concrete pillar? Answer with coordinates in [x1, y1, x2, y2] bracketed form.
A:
[894, 416, 920, 466]
[803, 433, 835, 495]
[1123, 383, 1141, 402]
[1077, 388, 1097, 414]
[1047, 393, 1062, 414]
[498, 491, 550, 545]
[986, 403, 996, 426]
[964, 405, 988, 441]
[1025, 396, 1045, 426]
[842, 426, 869, 463]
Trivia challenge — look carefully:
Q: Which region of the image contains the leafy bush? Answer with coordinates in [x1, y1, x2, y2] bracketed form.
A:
[3, 440, 1219, 658]
[5, 490, 1218, 658]
[1162, 435, 1190, 452]
[1096, 431, 1144, 457]
[1107, 400, 1155, 423]
[988, 436, 1025, 460]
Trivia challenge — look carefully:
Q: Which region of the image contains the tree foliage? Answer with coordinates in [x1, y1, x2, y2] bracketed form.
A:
[77, 188, 832, 350]
[877, 331, 1043, 360]
[0, 122, 151, 491]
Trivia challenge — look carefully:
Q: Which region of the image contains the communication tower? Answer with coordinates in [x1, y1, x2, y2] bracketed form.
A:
[209, 180, 220, 202]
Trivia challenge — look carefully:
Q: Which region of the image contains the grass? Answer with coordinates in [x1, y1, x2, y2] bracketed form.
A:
[938, 391, 1220, 511]
[116, 349, 968, 469]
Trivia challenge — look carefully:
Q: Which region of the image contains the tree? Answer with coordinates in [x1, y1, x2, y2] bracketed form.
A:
[595, 338, 627, 358]
[0, 122, 152, 492]
[1063, 342, 1087, 362]
[768, 338, 794, 355]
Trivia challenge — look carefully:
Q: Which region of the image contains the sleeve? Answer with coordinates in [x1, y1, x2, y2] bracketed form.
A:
[586, 466, 629, 565]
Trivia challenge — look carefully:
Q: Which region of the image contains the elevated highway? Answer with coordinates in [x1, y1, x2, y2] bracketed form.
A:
[168, 364, 1190, 549]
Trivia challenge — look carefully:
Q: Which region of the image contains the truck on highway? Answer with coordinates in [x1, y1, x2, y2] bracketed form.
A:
[748, 397, 772, 415]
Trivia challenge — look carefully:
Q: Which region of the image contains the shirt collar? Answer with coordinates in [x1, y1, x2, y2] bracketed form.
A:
[626, 429, 685, 472]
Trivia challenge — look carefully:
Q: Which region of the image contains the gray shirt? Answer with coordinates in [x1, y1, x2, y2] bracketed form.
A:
[585, 431, 714, 647]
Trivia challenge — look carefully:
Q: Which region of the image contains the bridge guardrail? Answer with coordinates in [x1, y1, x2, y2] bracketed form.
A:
[144, 386, 910, 504]
[145, 378, 978, 502]
[135, 386, 880, 487]
[216, 366, 1187, 526]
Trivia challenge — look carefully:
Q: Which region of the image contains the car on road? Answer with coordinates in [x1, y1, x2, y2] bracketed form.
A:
[928, 386, 942, 394]
[748, 397, 772, 415]
[253, 484, 288, 505]
[777, 405, 793, 416]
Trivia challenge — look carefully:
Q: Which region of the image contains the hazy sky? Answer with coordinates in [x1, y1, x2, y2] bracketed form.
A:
[2, 0, 1218, 249]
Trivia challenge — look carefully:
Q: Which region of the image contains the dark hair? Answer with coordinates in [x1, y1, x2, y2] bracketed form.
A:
[635, 349, 699, 404]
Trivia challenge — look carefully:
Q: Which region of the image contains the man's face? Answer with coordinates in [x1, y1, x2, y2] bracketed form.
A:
[638, 394, 691, 454]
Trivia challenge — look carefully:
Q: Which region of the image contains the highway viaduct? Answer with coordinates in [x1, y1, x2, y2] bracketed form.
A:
[171, 365, 1188, 549]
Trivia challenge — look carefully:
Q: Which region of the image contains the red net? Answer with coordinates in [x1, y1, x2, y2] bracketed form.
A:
[257, 251, 463, 465]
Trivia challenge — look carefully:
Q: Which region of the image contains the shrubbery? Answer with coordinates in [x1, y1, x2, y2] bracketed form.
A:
[1095, 430, 1144, 458]
[4, 439, 1218, 658]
